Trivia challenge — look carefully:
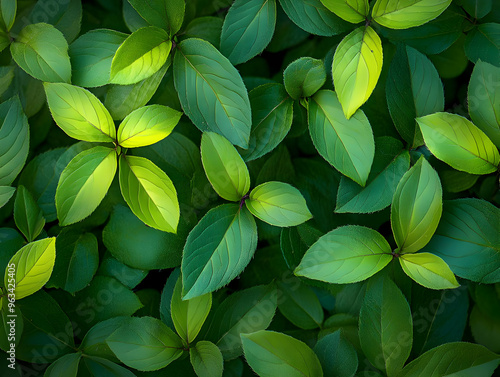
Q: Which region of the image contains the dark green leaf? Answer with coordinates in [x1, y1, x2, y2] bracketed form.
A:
[14, 185, 45, 242]
[465, 23, 500, 66]
[128, 0, 185, 36]
[314, 330, 358, 377]
[190, 341, 224, 377]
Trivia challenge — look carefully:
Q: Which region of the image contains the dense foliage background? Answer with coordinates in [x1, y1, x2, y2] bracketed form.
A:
[0, 0, 499, 376]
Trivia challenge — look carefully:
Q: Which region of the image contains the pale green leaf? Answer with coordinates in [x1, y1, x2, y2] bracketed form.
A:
[295, 225, 392, 284]
[106, 316, 184, 371]
[119, 155, 179, 233]
[128, 0, 185, 36]
[44, 83, 116, 142]
[246, 181, 312, 227]
[10, 23, 71, 83]
[332, 26, 383, 119]
[0, 97, 29, 186]
[182, 204, 257, 300]
[14, 185, 45, 242]
[308, 90, 375, 186]
[4, 237, 56, 300]
[56, 146, 117, 226]
[284, 57, 326, 100]
[468, 60, 500, 148]
[399, 252, 459, 290]
[171, 275, 212, 343]
[220, 0, 276, 65]
[201, 132, 250, 202]
[173, 38, 252, 148]
[241, 330, 323, 377]
[0, 186, 14, 208]
[190, 341, 224, 377]
[359, 274, 412, 377]
[69, 29, 128, 88]
[391, 156, 442, 254]
[398, 342, 500, 377]
[110, 26, 171, 85]
[417, 112, 500, 174]
[320, 0, 369, 23]
[372, 0, 452, 29]
[117, 105, 182, 148]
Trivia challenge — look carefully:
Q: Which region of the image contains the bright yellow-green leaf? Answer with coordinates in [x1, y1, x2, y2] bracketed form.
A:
[119, 155, 179, 233]
[417, 112, 500, 175]
[320, 0, 369, 23]
[391, 157, 442, 254]
[10, 23, 71, 83]
[44, 83, 116, 143]
[201, 132, 250, 202]
[110, 26, 171, 85]
[308, 90, 375, 186]
[117, 105, 182, 148]
[372, 0, 452, 29]
[332, 26, 383, 119]
[399, 252, 459, 290]
[4, 238, 56, 299]
[56, 147, 117, 226]
[246, 181, 312, 227]
[171, 276, 212, 343]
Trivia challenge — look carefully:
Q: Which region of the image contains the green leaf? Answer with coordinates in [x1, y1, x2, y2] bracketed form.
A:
[128, 0, 185, 36]
[14, 185, 45, 242]
[398, 342, 500, 377]
[279, 0, 352, 36]
[79, 356, 137, 377]
[320, 0, 369, 23]
[314, 330, 358, 377]
[69, 29, 128, 88]
[47, 229, 98, 294]
[399, 252, 459, 289]
[44, 83, 116, 142]
[182, 204, 258, 300]
[103, 204, 184, 270]
[335, 137, 410, 213]
[241, 330, 323, 377]
[0, 186, 14, 208]
[391, 156, 442, 254]
[277, 279, 324, 329]
[284, 57, 326, 100]
[110, 26, 171, 85]
[56, 146, 117, 226]
[460, 0, 492, 19]
[332, 26, 383, 119]
[245, 181, 312, 227]
[173, 38, 252, 148]
[465, 23, 500, 66]
[422, 199, 500, 284]
[107, 316, 184, 371]
[171, 275, 212, 344]
[205, 284, 277, 360]
[119, 154, 179, 233]
[0, 29, 8, 52]
[386, 44, 444, 147]
[4, 237, 56, 300]
[44, 353, 81, 377]
[0, 97, 29, 186]
[308, 90, 375, 186]
[468, 60, 500, 147]
[295, 225, 392, 284]
[117, 105, 181, 148]
[238, 83, 293, 162]
[10, 23, 71, 83]
[190, 341, 224, 377]
[0, 0, 16, 31]
[200, 132, 250, 202]
[417, 112, 500, 174]
[372, 0, 452, 29]
[359, 275, 413, 377]
[182, 16, 224, 48]
[105, 62, 169, 120]
[220, 0, 276, 65]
